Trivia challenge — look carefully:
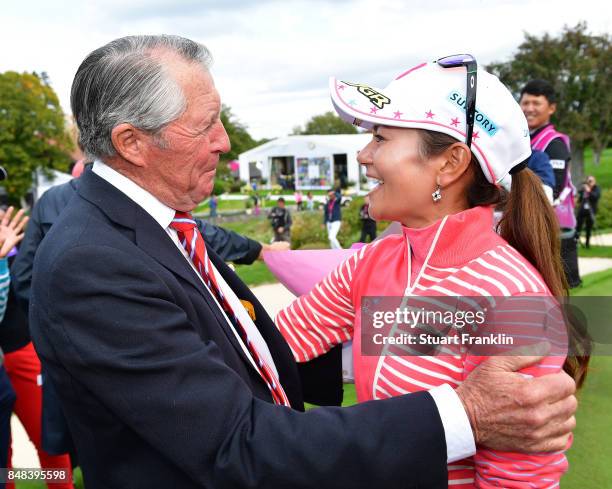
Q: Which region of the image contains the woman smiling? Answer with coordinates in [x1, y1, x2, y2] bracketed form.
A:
[276, 56, 589, 488]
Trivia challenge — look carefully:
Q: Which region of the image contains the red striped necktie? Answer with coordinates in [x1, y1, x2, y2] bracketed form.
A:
[170, 211, 290, 407]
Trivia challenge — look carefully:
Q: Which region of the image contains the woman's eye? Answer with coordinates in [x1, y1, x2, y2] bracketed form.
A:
[374, 134, 384, 142]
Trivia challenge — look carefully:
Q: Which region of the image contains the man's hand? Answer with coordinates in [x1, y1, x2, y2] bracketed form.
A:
[455, 353, 576, 453]
[258, 241, 290, 260]
[0, 206, 28, 258]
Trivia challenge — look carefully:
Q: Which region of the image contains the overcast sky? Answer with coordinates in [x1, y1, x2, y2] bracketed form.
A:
[1, 0, 610, 140]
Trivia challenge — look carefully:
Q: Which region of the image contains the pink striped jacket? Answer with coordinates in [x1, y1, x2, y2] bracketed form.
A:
[276, 206, 569, 488]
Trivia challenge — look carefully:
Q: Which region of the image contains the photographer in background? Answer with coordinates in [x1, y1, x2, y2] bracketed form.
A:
[576, 175, 601, 248]
[268, 197, 292, 243]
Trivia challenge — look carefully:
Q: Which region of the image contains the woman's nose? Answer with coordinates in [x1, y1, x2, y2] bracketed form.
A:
[357, 145, 373, 165]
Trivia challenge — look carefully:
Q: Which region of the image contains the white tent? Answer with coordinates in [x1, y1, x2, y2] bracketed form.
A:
[238, 134, 370, 191]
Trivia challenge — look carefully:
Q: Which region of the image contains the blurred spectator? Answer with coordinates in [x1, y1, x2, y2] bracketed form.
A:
[359, 195, 376, 243]
[252, 193, 261, 216]
[208, 195, 218, 224]
[294, 190, 303, 211]
[268, 198, 291, 243]
[324, 188, 342, 249]
[306, 191, 314, 210]
[576, 175, 601, 248]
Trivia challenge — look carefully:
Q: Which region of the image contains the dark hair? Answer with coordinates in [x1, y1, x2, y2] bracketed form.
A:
[418, 129, 590, 387]
[520, 79, 557, 104]
[277, 197, 285, 203]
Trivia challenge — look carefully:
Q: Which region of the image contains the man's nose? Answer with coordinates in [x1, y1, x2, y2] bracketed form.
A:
[212, 121, 231, 154]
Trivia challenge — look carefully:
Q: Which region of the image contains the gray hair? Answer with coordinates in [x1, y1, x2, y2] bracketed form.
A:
[71, 35, 213, 160]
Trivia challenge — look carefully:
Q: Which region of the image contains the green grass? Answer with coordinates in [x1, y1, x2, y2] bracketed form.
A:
[564, 356, 612, 488]
[341, 383, 357, 407]
[571, 268, 612, 296]
[578, 245, 612, 258]
[220, 216, 273, 244]
[210, 216, 276, 287]
[584, 147, 612, 188]
[233, 261, 277, 287]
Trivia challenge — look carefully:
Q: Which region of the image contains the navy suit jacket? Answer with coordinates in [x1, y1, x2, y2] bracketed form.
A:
[29, 169, 448, 488]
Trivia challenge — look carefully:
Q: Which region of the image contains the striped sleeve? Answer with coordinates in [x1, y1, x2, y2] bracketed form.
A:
[275, 249, 364, 362]
[464, 293, 569, 488]
[0, 258, 10, 323]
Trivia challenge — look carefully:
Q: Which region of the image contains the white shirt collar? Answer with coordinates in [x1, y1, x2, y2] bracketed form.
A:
[92, 160, 176, 229]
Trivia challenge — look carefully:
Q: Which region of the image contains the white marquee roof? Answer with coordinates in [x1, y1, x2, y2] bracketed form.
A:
[239, 134, 371, 160]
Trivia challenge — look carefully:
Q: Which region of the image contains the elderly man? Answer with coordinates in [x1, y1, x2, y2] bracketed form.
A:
[30, 35, 576, 489]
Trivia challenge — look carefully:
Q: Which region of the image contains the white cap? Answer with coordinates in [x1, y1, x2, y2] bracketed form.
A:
[329, 59, 531, 189]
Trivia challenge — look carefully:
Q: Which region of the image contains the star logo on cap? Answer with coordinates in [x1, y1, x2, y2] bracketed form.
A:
[348, 99, 357, 106]
[370, 107, 379, 114]
[337, 84, 346, 90]
[450, 117, 460, 127]
[393, 111, 403, 119]
[472, 131, 480, 141]
[425, 110, 435, 119]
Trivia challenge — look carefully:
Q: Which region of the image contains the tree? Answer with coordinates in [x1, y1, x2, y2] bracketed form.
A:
[216, 105, 258, 186]
[220, 104, 258, 162]
[0, 71, 73, 203]
[487, 22, 611, 183]
[292, 111, 358, 135]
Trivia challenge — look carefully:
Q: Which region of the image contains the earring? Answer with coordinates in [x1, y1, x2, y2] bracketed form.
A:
[432, 184, 442, 202]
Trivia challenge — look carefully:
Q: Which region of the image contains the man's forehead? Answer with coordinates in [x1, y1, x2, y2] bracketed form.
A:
[521, 93, 550, 103]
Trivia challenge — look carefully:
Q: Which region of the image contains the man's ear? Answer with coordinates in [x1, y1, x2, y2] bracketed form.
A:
[549, 102, 557, 117]
[438, 142, 472, 187]
[110, 123, 148, 168]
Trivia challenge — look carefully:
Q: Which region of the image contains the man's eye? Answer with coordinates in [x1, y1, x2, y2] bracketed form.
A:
[374, 134, 384, 142]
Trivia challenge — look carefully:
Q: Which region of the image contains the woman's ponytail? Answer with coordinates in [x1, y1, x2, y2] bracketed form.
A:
[499, 169, 566, 297]
[419, 129, 591, 388]
[499, 169, 590, 388]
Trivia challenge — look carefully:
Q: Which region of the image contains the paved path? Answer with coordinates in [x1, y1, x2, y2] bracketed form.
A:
[577, 257, 612, 276]
[580, 232, 612, 247]
[10, 416, 38, 468]
[11, 254, 612, 468]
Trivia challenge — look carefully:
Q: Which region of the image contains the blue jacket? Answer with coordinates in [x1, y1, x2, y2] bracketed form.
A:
[323, 191, 342, 223]
[527, 150, 555, 190]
